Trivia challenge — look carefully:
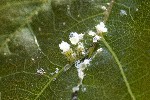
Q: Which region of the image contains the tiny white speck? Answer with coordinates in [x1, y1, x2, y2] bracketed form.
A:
[101, 6, 107, 10]
[136, 8, 138, 11]
[82, 51, 85, 55]
[82, 87, 86, 92]
[55, 68, 59, 73]
[39, 27, 41, 31]
[37, 68, 45, 75]
[67, 5, 70, 10]
[120, 10, 127, 16]
[50, 72, 54, 75]
[63, 22, 66, 25]
[53, 78, 56, 81]
[107, 3, 110, 5]
[31, 58, 35, 61]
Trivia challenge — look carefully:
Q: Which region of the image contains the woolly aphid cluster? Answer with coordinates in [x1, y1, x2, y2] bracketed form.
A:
[59, 22, 107, 92]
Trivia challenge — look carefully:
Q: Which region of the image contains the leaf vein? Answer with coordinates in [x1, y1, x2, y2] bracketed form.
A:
[34, 66, 65, 100]
[101, 37, 136, 100]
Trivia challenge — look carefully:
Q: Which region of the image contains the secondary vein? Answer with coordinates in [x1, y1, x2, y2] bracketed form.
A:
[34, 66, 65, 100]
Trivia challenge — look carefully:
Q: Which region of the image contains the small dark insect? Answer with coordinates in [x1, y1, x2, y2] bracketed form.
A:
[71, 91, 78, 100]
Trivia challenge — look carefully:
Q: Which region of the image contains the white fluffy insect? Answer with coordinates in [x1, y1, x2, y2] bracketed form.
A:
[59, 41, 70, 52]
[95, 22, 108, 33]
[120, 10, 127, 16]
[37, 68, 45, 75]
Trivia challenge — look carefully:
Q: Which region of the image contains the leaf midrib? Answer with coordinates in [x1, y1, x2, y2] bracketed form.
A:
[101, 36, 136, 100]
[101, 0, 136, 99]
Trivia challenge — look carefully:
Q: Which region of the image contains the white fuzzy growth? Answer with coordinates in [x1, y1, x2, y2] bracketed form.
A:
[69, 37, 79, 45]
[83, 59, 91, 65]
[72, 86, 79, 92]
[88, 30, 96, 36]
[97, 48, 103, 52]
[74, 59, 91, 92]
[59, 41, 70, 52]
[107, 3, 110, 5]
[75, 59, 91, 69]
[79, 33, 84, 39]
[82, 52, 86, 55]
[77, 68, 84, 79]
[69, 32, 80, 45]
[82, 87, 86, 92]
[101, 6, 107, 10]
[75, 59, 91, 80]
[120, 10, 127, 16]
[37, 68, 45, 75]
[95, 22, 107, 33]
[93, 35, 101, 42]
[81, 59, 91, 70]
[55, 68, 59, 73]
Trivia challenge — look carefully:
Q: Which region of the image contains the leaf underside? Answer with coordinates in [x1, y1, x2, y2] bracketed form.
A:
[0, 0, 150, 100]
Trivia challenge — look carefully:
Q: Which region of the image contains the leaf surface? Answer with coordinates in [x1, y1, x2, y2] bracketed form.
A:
[0, 0, 150, 100]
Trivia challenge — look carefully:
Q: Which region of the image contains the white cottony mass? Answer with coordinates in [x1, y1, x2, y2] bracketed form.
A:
[83, 59, 91, 65]
[88, 30, 96, 36]
[58, 21, 106, 93]
[69, 32, 80, 45]
[72, 86, 79, 92]
[77, 68, 84, 79]
[59, 41, 70, 52]
[69, 32, 84, 45]
[95, 22, 107, 33]
[93, 35, 101, 42]
[79, 33, 84, 40]
[97, 48, 103, 52]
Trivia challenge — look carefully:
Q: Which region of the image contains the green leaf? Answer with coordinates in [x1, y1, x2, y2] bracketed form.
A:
[0, 0, 150, 100]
